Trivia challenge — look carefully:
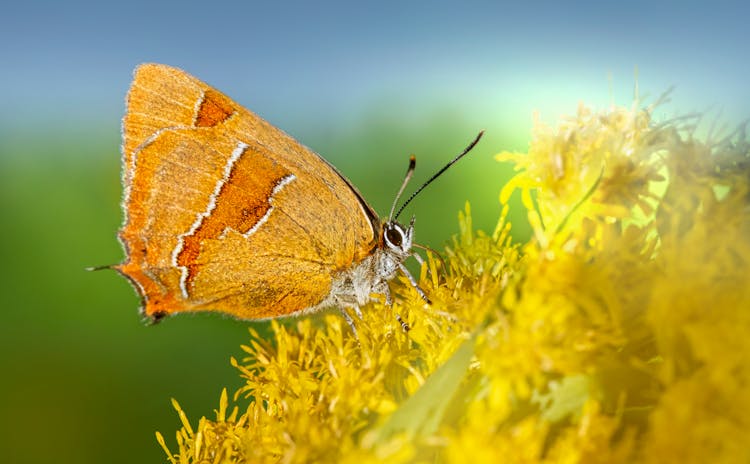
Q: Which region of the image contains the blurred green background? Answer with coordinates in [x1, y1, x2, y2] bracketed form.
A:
[1, 1, 747, 463]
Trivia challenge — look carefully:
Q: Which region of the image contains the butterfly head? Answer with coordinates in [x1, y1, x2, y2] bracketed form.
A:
[382, 218, 414, 257]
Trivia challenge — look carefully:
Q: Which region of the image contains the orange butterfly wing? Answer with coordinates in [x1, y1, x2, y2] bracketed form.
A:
[117, 64, 380, 321]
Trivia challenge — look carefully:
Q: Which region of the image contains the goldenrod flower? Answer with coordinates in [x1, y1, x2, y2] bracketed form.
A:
[157, 101, 750, 463]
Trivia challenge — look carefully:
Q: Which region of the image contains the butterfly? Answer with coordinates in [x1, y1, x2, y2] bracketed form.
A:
[115, 63, 482, 329]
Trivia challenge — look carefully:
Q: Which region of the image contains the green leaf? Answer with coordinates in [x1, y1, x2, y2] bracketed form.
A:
[362, 336, 475, 447]
[533, 374, 593, 423]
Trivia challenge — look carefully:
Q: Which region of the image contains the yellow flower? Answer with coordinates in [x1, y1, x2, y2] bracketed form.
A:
[156, 101, 750, 463]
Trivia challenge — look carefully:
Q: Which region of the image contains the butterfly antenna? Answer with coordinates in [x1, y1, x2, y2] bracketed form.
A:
[393, 130, 484, 221]
[388, 155, 416, 220]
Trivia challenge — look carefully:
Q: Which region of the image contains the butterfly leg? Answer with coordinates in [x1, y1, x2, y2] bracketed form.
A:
[397, 262, 431, 305]
[340, 307, 360, 338]
[370, 278, 411, 331]
[411, 251, 425, 267]
[380, 283, 409, 331]
[374, 280, 409, 331]
[352, 305, 364, 319]
[395, 313, 411, 332]
[371, 280, 393, 306]
[409, 250, 436, 280]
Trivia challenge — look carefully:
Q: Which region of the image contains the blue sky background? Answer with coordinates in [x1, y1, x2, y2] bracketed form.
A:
[1, 1, 747, 463]
[3, 0, 749, 133]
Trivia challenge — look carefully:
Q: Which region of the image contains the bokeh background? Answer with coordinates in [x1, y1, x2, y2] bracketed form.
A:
[1, 1, 747, 462]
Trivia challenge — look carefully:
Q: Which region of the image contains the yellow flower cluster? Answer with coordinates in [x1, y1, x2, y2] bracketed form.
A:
[157, 102, 750, 463]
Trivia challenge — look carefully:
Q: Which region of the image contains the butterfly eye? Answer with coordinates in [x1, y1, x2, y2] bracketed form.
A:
[385, 226, 403, 248]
